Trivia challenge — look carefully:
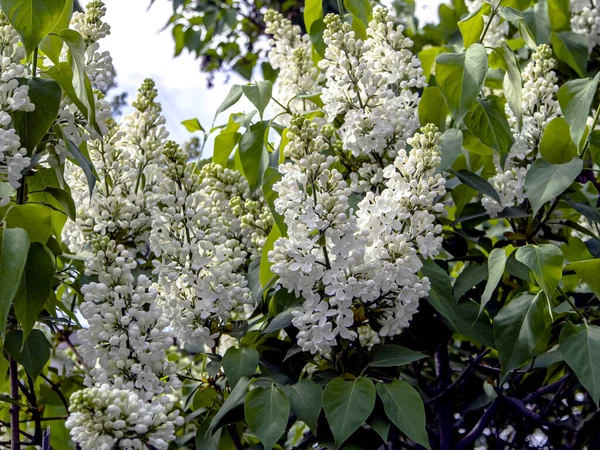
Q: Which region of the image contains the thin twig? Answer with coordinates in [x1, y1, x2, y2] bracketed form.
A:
[9, 358, 19, 450]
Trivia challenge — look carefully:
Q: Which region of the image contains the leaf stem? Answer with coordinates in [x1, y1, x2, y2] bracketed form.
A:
[9, 357, 19, 450]
[32, 47, 38, 78]
[558, 286, 587, 324]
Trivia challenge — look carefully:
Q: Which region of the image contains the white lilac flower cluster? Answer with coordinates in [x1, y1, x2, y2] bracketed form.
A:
[264, 10, 323, 115]
[571, 0, 600, 52]
[464, 0, 508, 48]
[46, 0, 112, 164]
[70, 0, 116, 91]
[63, 79, 167, 253]
[78, 240, 180, 398]
[0, 12, 34, 206]
[269, 116, 445, 353]
[318, 8, 426, 192]
[66, 384, 183, 450]
[483, 45, 561, 217]
[150, 144, 269, 349]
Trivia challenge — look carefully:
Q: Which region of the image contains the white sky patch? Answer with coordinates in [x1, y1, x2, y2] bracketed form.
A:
[102, 0, 444, 147]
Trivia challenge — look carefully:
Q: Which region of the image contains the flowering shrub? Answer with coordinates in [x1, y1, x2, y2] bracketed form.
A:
[2, 0, 600, 449]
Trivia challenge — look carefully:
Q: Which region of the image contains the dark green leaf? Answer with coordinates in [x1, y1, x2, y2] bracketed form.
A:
[438, 129, 463, 172]
[0, 227, 29, 337]
[323, 377, 376, 449]
[38, 0, 73, 64]
[368, 345, 426, 367]
[525, 157, 583, 214]
[482, 247, 514, 312]
[242, 81, 272, 119]
[238, 121, 269, 191]
[376, 381, 431, 450]
[4, 329, 51, 379]
[558, 72, 600, 150]
[14, 242, 54, 342]
[284, 379, 322, 432]
[209, 376, 250, 432]
[490, 43, 523, 129]
[463, 96, 514, 165]
[547, 0, 570, 31]
[418, 86, 450, 131]
[214, 84, 243, 120]
[454, 169, 501, 203]
[0, 0, 70, 56]
[244, 384, 290, 450]
[539, 117, 579, 164]
[551, 31, 588, 78]
[222, 347, 259, 388]
[494, 292, 550, 374]
[5, 204, 53, 243]
[435, 44, 488, 125]
[560, 322, 600, 405]
[515, 244, 564, 301]
[13, 78, 61, 154]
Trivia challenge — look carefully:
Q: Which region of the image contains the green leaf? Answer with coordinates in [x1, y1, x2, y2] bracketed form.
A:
[4, 329, 51, 379]
[209, 376, 250, 432]
[195, 416, 221, 450]
[458, 1, 492, 48]
[547, 0, 570, 31]
[418, 86, 450, 131]
[260, 226, 280, 287]
[421, 260, 495, 347]
[38, 187, 76, 220]
[38, 0, 73, 64]
[501, 7, 538, 49]
[242, 81, 272, 119]
[344, 0, 372, 28]
[181, 118, 204, 133]
[565, 259, 600, 299]
[238, 121, 269, 191]
[438, 128, 463, 172]
[515, 244, 564, 301]
[213, 131, 241, 166]
[539, 117, 579, 164]
[53, 29, 97, 131]
[63, 136, 97, 199]
[368, 345, 426, 367]
[376, 381, 431, 450]
[13, 242, 54, 342]
[5, 204, 53, 243]
[523, 1, 549, 45]
[27, 168, 69, 237]
[222, 347, 259, 388]
[214, 84, 243, 120]
[323, 377, 376, 449]
[463, 96, 514, 165]
[453, 169, 501, 203]
[551, 31, 588, 78]
[0, 227, 29, 337]
[284, 379, 322, 433]
[262, 166, 285, 234]
[560, 322, 600, 405]
[558, 72, 600, 150]
[454, 263, 488, 300]
[244, 384, 290, 450]
[435, 44, 488, 125]
[494, 292, 550, 374]
[418, 46, 446, 83]
[490, 43, 523, 129]
[304, 0, 323, 33]
[0, 0, 70, 56]
[525, 157, 583, 214]
[481, 246, 515, 313]
[13, 78, 62, 154]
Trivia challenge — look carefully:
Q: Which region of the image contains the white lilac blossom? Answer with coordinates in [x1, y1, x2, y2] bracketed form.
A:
[78, 240, 180, 399]
[0, 13, 34, 205]
[356, 123, 446, 336]
[264, 9, 323, 115]
[465, 0, 508, 48]
[571, 0, 600, 52]
[483, 45, 560, 217]
[318, 8, 426, 191]
[150, 143, 268, 349]
[70, 0, 116, 91]
[67, 384, 183, 450]
[63, 79, 167, 253]
[269, 117, 445, 353]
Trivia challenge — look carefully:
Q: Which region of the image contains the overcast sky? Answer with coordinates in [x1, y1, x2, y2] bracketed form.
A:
[101, 0, 444, 144]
